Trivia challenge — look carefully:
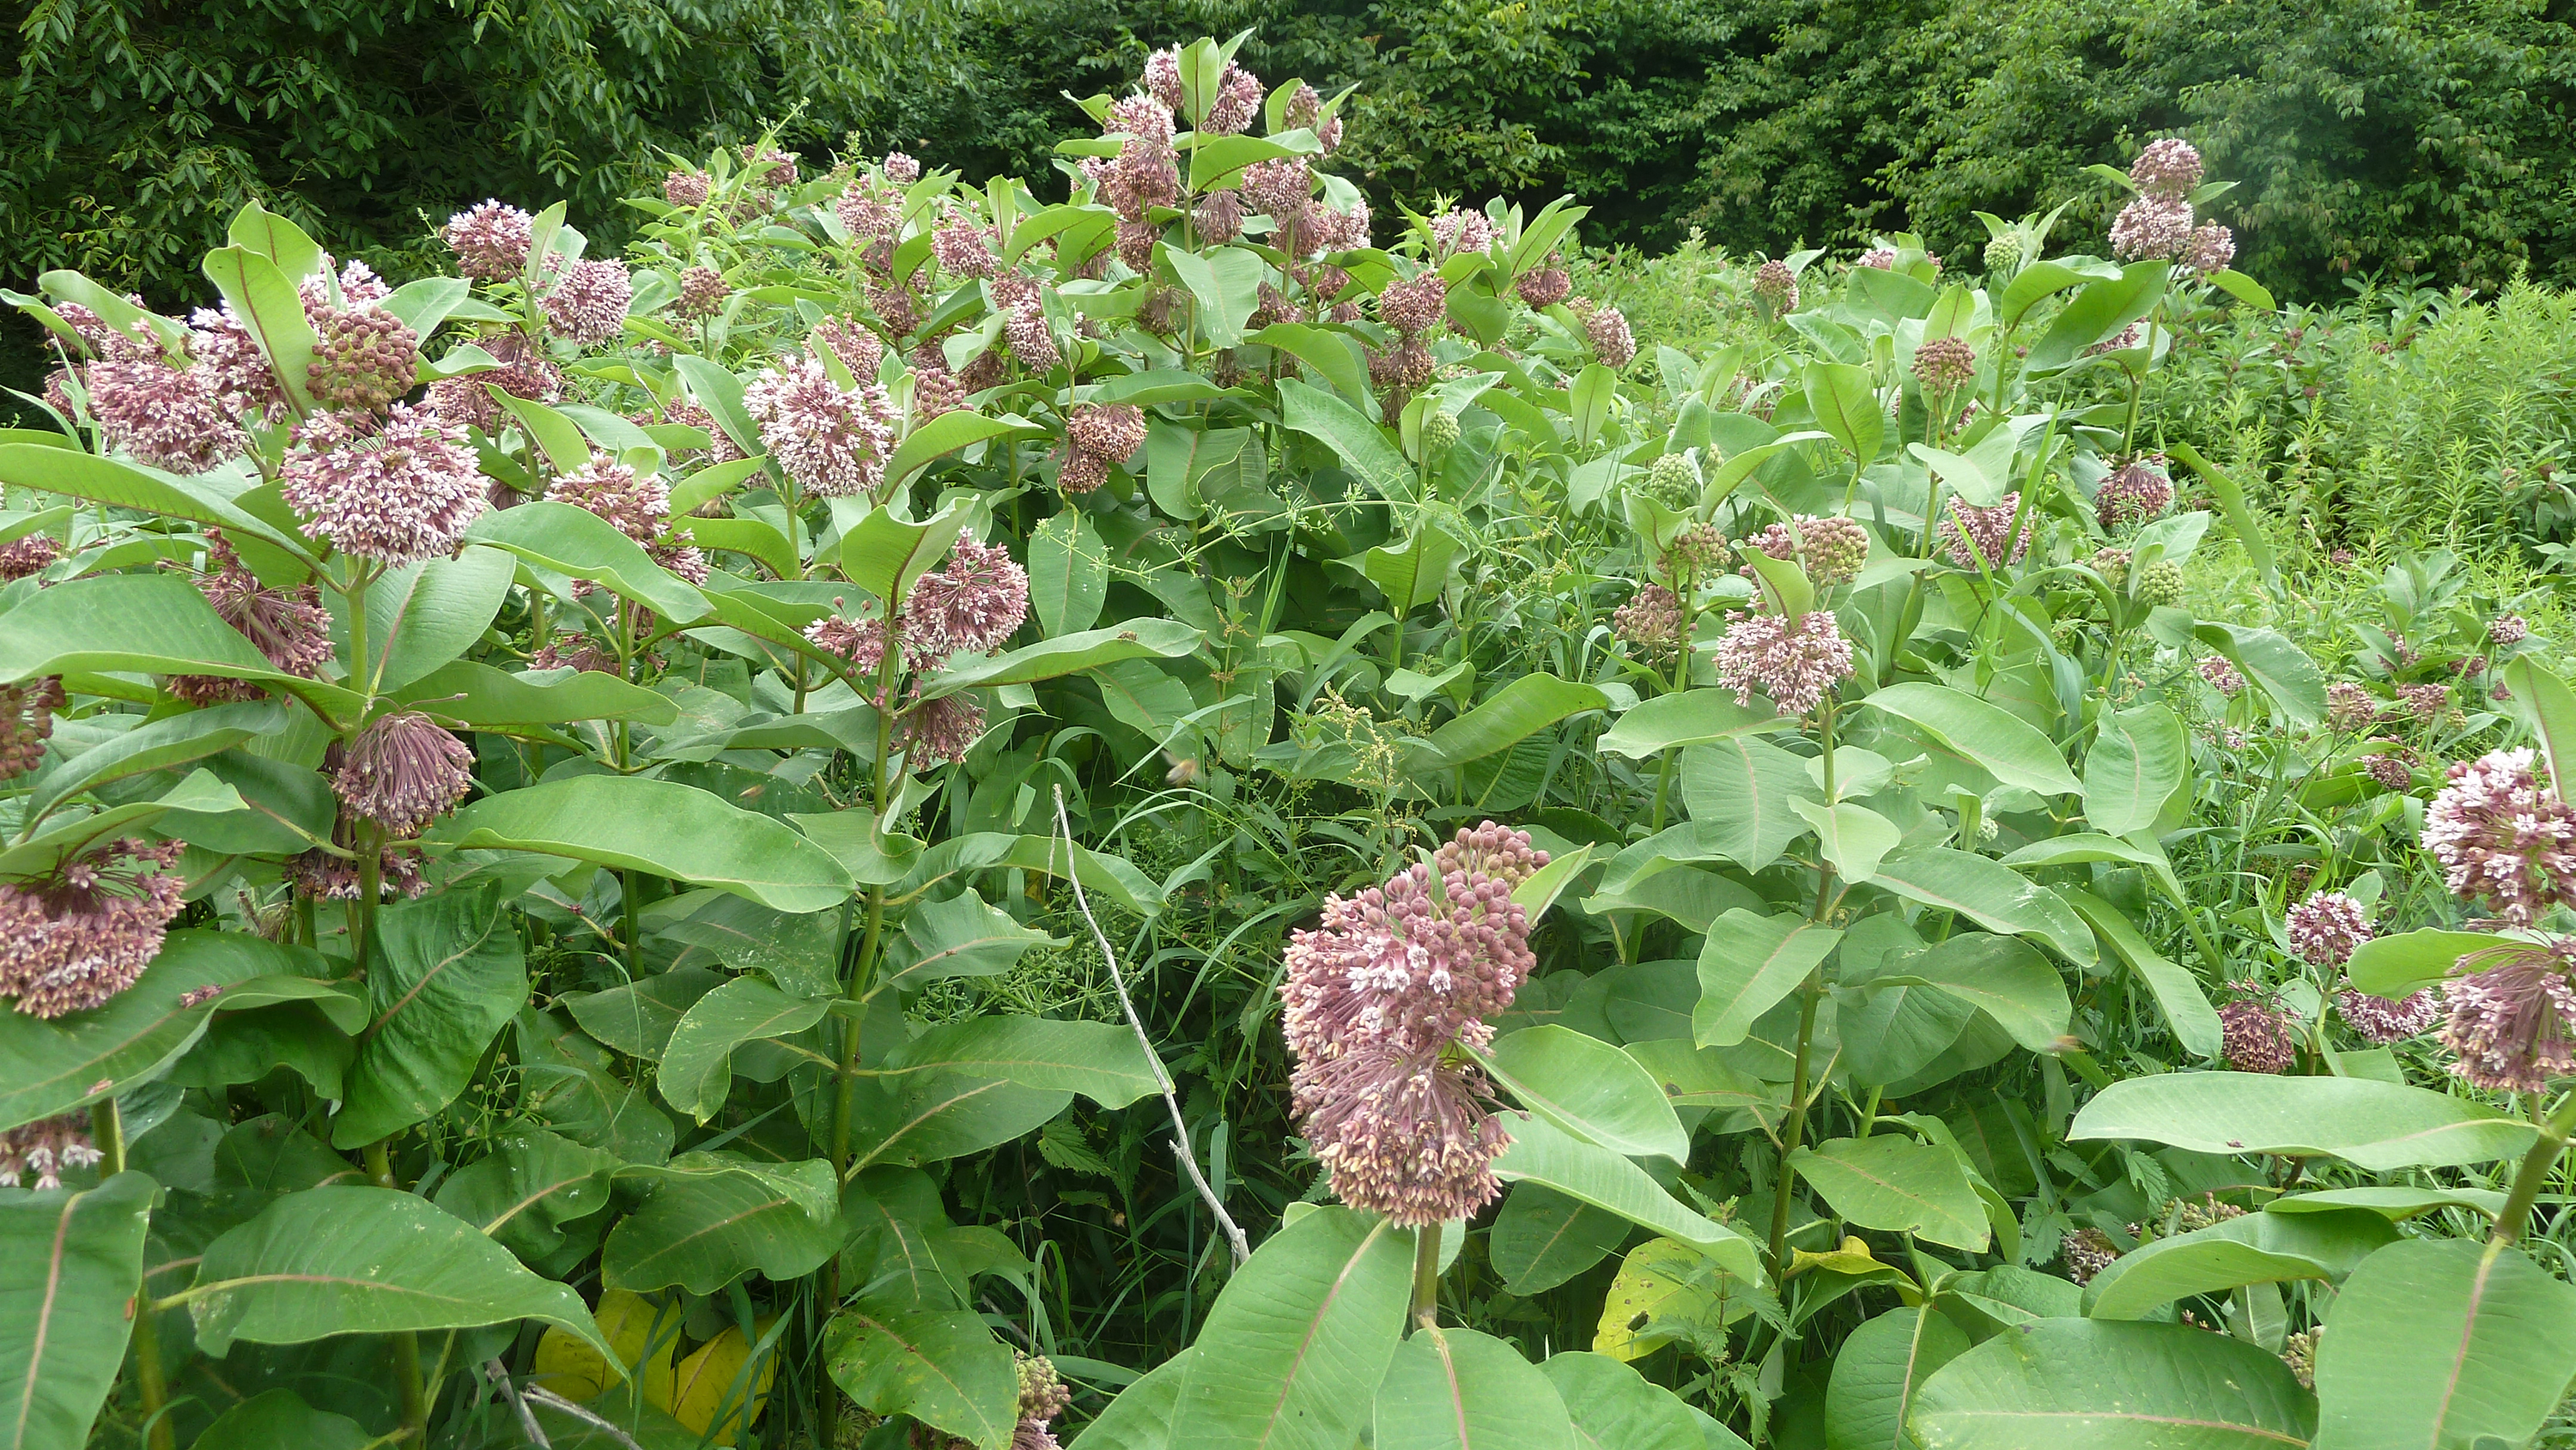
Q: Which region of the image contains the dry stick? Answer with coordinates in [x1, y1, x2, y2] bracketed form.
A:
[519, 1387, 644, 1450]
[1054, 784, 1250, 1266]
[483, 1362, 551, 1450]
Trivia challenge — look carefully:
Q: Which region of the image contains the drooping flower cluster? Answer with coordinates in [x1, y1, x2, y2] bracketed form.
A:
[1281, 823, 1546, 1225]
[83, 327, 246, 475]
[547, 454, 670, 545]
[2199, 654, 2245, 698]
[1753, 258, 1799, 314]
[1911, 337, 1976, 395]
[1613, 585, 1686, 661]
[1938, 494, 2028, 569]
[742, 356, 897, 499]
[903, 539, 1030, 660]
[278, 405, 485, 565]
[989, 274, 1061, 372]
[1745, 515, 1869, 588]
[2422, 749, 2576, 926]
[2336, 985, 2442, 1046]
[1715, 609, 1856, 717]
[803, 604, 889, 677]
[1059, 403, 1146, 494]
[0, 677, 64, 782]
[815, 314, 884, 380]
[1089, 93, 1179, 232]
[2096, 455, 2174, 530]
[1379, 271, 1447, 337]
[2365, 749, 2415, 792]
[442, 201, 535, 281]
[677, 265, 729, 322]
[2219, 991, 2297, 1073]
[286, 840, 428, 902]
[2439, 941, 2576, 1092]
[2327, 682, 2377, 732]
[0, 1113, 104, 1189]
[901, 693, 987, 767]
[1516, 256, 1571, 309]
[2286, 890, 2372, 968]
[333, 712, 476, 838]
[1583, 304, 1637, 367]
[2111, 138, 2233, 273]
[0, 838, 187, 1018]
[539, 259, 633, 345]
[0, 534, 58, 582]
[167, 536, 334, 705]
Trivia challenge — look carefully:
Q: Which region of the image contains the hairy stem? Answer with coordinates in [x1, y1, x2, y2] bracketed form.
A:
[2490, 1093, 2576, 1247]
[1411, 1222, 1443, 1331]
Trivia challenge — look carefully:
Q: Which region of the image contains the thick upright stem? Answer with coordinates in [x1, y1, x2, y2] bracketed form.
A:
[1766, 978, 1823, 1279]
[2490, 1094, 2576, 1247]
[1411, 1222, 1443, 1331]
[96, 1101, 173, 1450]
[365, 1141, 428, 1447]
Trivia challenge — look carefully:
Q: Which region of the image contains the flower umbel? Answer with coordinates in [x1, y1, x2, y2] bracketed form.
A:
[2422, 749, 2576, 927]
[1714, 609, 1856, 717]
[2439, 942, 2576, 1093]
[333, 712, 475, 838]
[0, 837, 186, 1018]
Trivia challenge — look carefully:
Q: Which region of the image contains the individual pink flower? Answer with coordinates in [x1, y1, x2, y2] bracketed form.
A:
[0, 678, 64, 783]
[443, 201, 535, 280]
[661, 397, 745, 464]
[2392, 682, 2450, 724]
[1856, 248, 1898, 270]
[0, 1113, 104, 1189]
[278, 405, 485, 565]
[2423, 749, 2576, 926]
[2286, 890, 2372, 968]
[743, 356, 897, 498]
[2111, 196, 2196, 262]
[2097, 455, 2174, 530]
[1242, 158, 1313, 224]
[1938, 494, 2029, 569]
[742, 145, 799, 185]
[0, 837, 186, 1018]
[2129, 138, 2205, 200]
[904, 539, 1029, 658]
[301, 258, 390, 313]
[815, 314, 885, 380]
[2439, 941, 2576, 1093]
[1714, 609, 1856, 717]
[333, 712, 475, 837]
[540, 259, 632, 346]
[908, 349, 965, 421]
[185, 305, 291, 423]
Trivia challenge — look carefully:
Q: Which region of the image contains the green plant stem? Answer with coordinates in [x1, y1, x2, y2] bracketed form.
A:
[1767, 978, 1823, 1280]
[352, 821, 383, 975]
[94, 1099, 174, 1450]
[2489, 1093, 2576, 1247]
[364, 1140, 428, 1447]
[1411, 1222, 1442, 1331]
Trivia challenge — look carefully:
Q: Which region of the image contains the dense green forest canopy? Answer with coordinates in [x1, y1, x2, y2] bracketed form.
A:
[5, 0, 2574, 312]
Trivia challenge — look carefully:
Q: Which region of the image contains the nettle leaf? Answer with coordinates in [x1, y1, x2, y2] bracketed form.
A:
[0, 1171, 155, 1450]
[185, 1186, 615, 1359]
[335, 885, 529, 1148]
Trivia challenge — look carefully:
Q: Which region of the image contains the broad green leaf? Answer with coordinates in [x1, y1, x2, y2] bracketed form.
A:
[2263, 1186, 2506, 1222]
[1167, 1206, 1411, 1450]
[1358, 524, 1463, 615]
[2081, 1208, 2395, 1320]
[657, 977, 831, 1122]
[2166, 441, 2276, 594]
[465, 501, 712, 622]
[1680, 736, 1821, 871]
[879, 1016, 1158, 1107]
[1376, 1326, 1578, 1450]
[1871, 848, 2095, 967]
[1095, 657, 1194, 742]
[186, 1186, 616, 1359]
[429, 774, 854, 913]
[0, 446, 308, 562]
[396, 660, 679, 728]
[1250, 323, 1370, 403]
[1996, 258, 2122, 328]
[2504, 656, 2576, 798]
[1492, 1113, 1765, 1284]
[226, 200, 325, 280]
[202, 245, 319, 415]
[672, 355, 761, 459]
[495, 392, 594, 475]
[194, 1389, 368, 1450]
[562, 968, 720, 1060]
[2061, 888, 2221, 1059]
[1792, 799, 1901, 883]
[2313, 1238, 2576, 1450]
[2192, 623, 2324, 725]
[915, 620, 1201, 699]
[0, 1171, 155, 1450]
[1066, 1348, 1192, 1450]
[1886, 933, 2070, 1053]
[25, 699, 283, 822]
[2069, 1072, 2534, 1171]
[1912, 1319, 2312, 1449]
[1803, 361, 1883, 465]
[660, 895, 841, 996]
[1419, 674, 1612, 767]
[1594, 1236, 1757, 1362]
[1030, 509, 1108, 635]
[2021, 262, 2171, 374]
[1696, 910, 1842, 1047]
[433, 1129, 621, 1264]
[618, 1153, 837, 1226]
[836, 501, 972, 607]
[341, 546, 518, 693]
[825, 1300, 1018, 1450]
[2081, 703, 2187, 835]
[1824, 1307, 1970, 1450]
[1164, 246, 1268, 349]
[875, 889, 1059, 994]
[1598, 693, 1794, 758]
[1482, 1025, 1689, 1162]
[335, 886, 529, 1147]
[1702, 432, 1833, 511]
[2343, 928, 2493, 998]
[0, 931, 323, 1132]
[1511, 843, 1598, 924]
[1863, 683, 2080, 797]
[1569, 361, 1616, 446]
[1789, 1135, 1987, 1252]
[1279, 377, 1410, 499]
[0, 572, 360, 720]
[1492, 1185, 1631, 1295]
[685, 514, 798, 580]
[845, 1071, 1071, 1172]
[1540, 1352, 1703, 1450]
[602, 1170, 840, 1294]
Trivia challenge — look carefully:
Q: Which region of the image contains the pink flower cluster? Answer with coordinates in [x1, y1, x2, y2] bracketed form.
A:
[2199, 654, 2245, 698]
[0, 1114, 103, 1189]
[743, 356, 896, 499]
[1938, 494, 2029, 569]
[2286, 890, 2372, 968]
[2110, 139, 2234, 273]
[2326, 682, 2377, 732]
[0, 678, 64, 782]
[2439, 941, 2576, 1092]
[333, 712, 476, 838]
[1753, 258, 1799, 313]
[2423, 749, 2576, 926]
[1431, 207, 1497, 257]
[2336, 986, 2441, 1046]
[1280, 822, 1546, 1225]
[168, 535, 333, 706]
[903, 539, 1030, 660]
[1714, 608, 1856, 717]
[1060, 403, 1145, 494]
[2219, 992, 2296, 1073]
[82, 325, 246, 475]
[2096, 455, 2174, 530]
[1613, 585, 1685, 660]
[1744, 514, 1869, 588]
[0, 838, 186, 1018]
[279, 405, 486, 565]
[540, 259, 633, 345]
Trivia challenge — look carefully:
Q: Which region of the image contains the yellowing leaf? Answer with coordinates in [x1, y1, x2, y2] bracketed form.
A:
[532, 1289, 678, 1404]
[1592, 1237, 1753, 1362]
[1790, 1235, 1885, 1278]
[669, 1320, 779, 1445]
